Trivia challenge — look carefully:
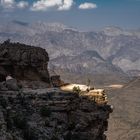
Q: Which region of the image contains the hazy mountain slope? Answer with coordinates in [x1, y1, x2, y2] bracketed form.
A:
[0, 21, 140, 77]
[50, 50, 124, 74]
[49, 50, 128, 85]
[107, 77, 140, 140]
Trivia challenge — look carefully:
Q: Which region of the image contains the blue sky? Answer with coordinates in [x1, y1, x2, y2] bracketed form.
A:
[0, 0, 140, 30]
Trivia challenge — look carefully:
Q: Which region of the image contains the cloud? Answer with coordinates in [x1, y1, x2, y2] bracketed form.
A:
[0, 0, 29, 10]
[79, 2, 97, 10]
[0, 0, 97, 12]
[58, 0, 73, 11]
[31, 0, 62, 11]
[0, 0, 15, 8]
[17, 1, 29, 9]
[30, 0, 73, 11]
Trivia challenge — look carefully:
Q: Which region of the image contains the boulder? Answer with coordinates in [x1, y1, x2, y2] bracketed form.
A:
[6, 79, 19, 91]
[50, 75, 64, 87]
[0, 82, 8, 91]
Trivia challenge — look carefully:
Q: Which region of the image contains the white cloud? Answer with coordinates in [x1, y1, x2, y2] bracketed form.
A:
[79, 2, 97, 10]
[0, 0, 29, 10]
[58, 0, 73, 11]
[31, 0, 61, 11]
[0, 0, 15, 8]
[0, 0, 97, 11]
[17, 1, 29, 9]
[31, 0, 73, 11]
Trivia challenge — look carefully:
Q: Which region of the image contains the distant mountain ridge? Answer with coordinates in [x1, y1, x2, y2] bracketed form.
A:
[0, 20, 140, 79]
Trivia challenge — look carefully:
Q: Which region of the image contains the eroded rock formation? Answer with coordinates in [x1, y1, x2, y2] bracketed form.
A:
[0, 41, 112, 140]
[0, 89, 112, 140]
[0, 40, 50, 83]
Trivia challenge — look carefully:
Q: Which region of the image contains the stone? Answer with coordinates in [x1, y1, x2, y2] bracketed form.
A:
[6, 79, 19, 91]
[0, 82, 8, 91]
[50, 75, 64, 87]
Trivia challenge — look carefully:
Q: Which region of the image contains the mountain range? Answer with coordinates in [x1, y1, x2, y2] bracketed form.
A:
[0, 20, 140, 83]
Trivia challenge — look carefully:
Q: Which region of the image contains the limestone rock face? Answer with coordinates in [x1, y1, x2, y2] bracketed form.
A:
[0, 88, 112, 140]
[0, 41, 50, 83]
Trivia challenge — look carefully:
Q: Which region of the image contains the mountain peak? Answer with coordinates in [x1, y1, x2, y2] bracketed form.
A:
[101, 26, 123, 36]
[31, 21, 68, 32]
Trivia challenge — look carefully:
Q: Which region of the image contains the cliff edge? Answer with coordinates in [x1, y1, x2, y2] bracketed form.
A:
[0, 41, 112, 140]
[0, 89, 112, 140]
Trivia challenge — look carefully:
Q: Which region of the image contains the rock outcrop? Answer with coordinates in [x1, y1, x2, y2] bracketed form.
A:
[0, 41, 112, 140]
[0, 40, 50, 84]
[0, 88, 112, 140]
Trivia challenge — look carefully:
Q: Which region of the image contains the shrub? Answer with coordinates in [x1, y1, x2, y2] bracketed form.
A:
[73, 86, 81, 93]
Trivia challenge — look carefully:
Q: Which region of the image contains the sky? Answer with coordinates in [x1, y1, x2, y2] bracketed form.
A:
[0, 0, 140, 30]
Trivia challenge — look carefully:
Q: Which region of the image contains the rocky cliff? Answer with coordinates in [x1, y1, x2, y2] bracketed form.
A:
[0, 41, 112, 140]
[0, 88, 112, 140]
[0, 40, 50, 84]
